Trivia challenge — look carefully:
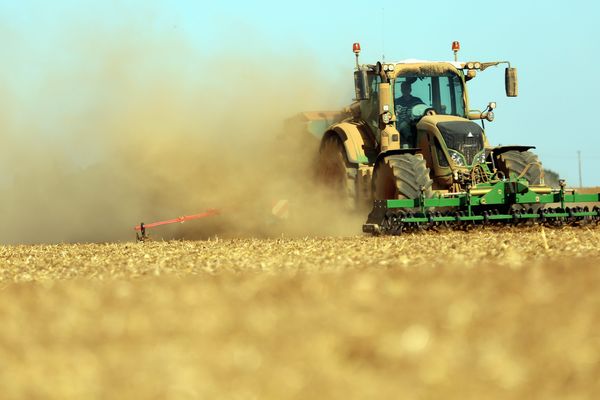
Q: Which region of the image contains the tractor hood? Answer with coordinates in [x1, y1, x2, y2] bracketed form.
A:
[418, 114, 480, 133]
[418, 115, 488, 167]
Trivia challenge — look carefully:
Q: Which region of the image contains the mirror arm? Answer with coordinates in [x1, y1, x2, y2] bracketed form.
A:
[479, 61, 511, 71]
[468, 111, 483, 120]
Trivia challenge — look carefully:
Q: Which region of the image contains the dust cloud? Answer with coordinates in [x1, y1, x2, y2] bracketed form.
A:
[0, 27, 363, 244]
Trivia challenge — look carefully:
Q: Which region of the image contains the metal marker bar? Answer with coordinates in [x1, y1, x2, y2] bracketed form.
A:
[134, 209, 220, 232]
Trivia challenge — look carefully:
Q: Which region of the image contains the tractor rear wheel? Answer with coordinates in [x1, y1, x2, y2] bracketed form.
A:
[316, 136, 358, 210]
[373, 154, 433, 201]
[496, 150, 543, 184]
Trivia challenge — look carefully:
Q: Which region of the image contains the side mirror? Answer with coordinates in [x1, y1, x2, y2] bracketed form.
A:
[505, 67, 518, 97]
[354, 70, 369, 100]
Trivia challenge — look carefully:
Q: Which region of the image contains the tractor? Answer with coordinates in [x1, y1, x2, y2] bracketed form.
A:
[307, 42, 600, 234]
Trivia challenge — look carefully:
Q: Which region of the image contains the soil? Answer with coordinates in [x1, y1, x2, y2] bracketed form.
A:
[1, 227, 599, 399]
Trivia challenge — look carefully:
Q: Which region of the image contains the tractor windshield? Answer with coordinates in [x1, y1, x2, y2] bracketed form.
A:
[394, 73, 465, 122]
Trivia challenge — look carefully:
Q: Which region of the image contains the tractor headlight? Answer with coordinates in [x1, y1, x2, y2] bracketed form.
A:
[473, 150, 486, 165]
[448, 149, 466, 166]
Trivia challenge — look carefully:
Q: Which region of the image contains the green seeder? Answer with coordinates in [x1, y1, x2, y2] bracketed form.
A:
[363, 179, 600, 235]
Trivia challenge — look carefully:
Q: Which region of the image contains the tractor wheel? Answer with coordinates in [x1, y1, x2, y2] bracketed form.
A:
[316, 136, 358, 210]
[496, 150, 544, 213]
[373, 154, 433, 201]
[496, 150, 543, 184]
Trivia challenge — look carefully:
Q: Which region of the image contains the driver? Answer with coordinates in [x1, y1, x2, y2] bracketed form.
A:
[395, 81, 424, 147]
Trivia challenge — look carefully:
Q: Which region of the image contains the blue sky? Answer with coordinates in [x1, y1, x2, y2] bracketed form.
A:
[2, 0, 599, 185]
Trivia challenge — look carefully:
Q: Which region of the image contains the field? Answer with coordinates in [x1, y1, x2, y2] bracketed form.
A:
[1, 227, 600, 399]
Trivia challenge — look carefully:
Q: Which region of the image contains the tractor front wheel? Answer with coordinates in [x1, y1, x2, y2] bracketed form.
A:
[496, 150, 545, 212]
[496, 150, 543, 184]
[373, 154, 433, 201]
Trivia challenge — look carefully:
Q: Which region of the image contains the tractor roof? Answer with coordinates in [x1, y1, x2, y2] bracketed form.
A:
[364, 60, 464, 76]
[388, 60, 463, 77]
[392, 59, 464, 69]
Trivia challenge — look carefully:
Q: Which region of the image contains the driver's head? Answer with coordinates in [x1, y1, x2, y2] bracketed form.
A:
[400, 81, 412, 96]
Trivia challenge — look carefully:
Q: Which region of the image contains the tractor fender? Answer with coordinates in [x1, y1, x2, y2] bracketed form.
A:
[489, 145, 536, 158]
[321, 122, 372, 165]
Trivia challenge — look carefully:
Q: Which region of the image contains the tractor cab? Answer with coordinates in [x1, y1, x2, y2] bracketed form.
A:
[393, 69, 466, 148]
[394, 71, 466, 119]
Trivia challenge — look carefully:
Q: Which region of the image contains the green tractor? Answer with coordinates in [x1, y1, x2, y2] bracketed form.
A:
[310, 42, 600, 234]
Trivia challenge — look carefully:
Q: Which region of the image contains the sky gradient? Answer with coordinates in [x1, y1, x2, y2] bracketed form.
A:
[2, 0, 599, 185]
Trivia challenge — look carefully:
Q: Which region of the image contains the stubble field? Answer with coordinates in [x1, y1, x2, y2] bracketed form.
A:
[1, 227, 600, 399]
